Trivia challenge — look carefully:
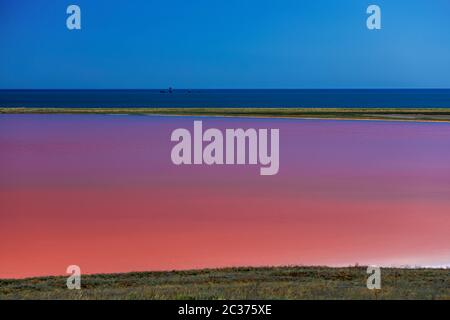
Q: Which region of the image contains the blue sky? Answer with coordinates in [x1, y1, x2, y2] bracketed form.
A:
[1, 0, 450, 89]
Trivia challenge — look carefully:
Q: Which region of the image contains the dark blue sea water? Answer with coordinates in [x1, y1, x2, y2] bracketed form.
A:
[1, 89, 450, 108]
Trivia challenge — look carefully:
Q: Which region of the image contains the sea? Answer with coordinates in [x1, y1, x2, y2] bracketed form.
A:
[1, 89, 450, 108]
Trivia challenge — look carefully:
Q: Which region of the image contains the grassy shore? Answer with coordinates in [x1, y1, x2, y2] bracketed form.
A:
[2, 107, 450, 122]
[1, 266, 448, 300]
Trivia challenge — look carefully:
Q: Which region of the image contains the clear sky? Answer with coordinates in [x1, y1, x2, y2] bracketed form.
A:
[1, 0, 450, 89]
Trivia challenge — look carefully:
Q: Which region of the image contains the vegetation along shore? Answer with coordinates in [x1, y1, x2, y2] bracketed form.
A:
[2, 107, 450, 122]
[1, 266, 448, 300]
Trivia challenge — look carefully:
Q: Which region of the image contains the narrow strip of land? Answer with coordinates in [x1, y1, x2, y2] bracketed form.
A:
[2, 107, 450, 122]
[0, 266, 448, 299]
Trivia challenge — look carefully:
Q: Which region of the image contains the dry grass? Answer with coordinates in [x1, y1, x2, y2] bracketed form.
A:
[1, 266, 448, 300]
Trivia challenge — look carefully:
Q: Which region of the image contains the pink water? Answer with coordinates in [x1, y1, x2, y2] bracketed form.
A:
[1, 115, 449, 278]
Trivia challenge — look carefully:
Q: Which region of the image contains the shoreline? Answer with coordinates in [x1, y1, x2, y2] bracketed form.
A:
[2, 264, 448, 281]
[2, 107, 450, 123]
[147, 113, 450, 124]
